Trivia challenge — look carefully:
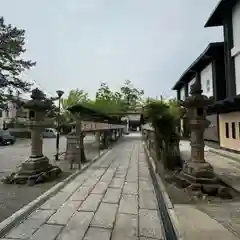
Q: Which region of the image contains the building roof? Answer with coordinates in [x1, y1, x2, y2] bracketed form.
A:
[68, 103, 123, 123]
[207, 95, 240, 114]
[205, 0, 238, 27]
[172, 42, 224, 90]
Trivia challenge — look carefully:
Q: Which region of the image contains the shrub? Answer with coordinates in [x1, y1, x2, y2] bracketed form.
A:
[143, 100, 184, 170]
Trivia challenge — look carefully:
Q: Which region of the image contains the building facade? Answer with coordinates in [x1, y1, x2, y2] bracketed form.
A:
[205, 0, 240, 151]
[172, 42, 226, 142]
[0, 98, 28, 128]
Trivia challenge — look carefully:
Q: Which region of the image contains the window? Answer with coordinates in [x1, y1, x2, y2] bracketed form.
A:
[225, 122, 229, 138]
[232, 122, 236, 139]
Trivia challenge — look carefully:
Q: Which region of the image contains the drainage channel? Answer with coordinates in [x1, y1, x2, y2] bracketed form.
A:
[145, 148, 178, 240]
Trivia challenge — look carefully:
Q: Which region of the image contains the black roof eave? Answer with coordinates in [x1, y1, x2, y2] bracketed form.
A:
[172, 42, 224, 90]
[207, 95, 240, 114]
[205, 0, 237, 27]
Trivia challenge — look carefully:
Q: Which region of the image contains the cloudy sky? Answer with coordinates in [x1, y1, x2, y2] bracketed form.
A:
[1, 0, 223, 99]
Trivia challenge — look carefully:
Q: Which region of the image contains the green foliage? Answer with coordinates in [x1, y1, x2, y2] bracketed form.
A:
[61, 89, 89, 122]
[96, 82, 114, 101]
[87, 99, 126, 115]
[92, 82, 126, 114]
[144, 98, 183, 170]
[164, 98, 184, 122]
[0, 17, 36, 105]
[144, 98, 182, 139]
[120, 80, 144, 109]
[91, 80, 144, 114]
[61, 80, 144, 121]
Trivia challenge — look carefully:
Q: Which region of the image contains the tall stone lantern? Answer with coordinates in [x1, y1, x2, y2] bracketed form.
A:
[3, 88, 61, 185]
[179, 81, 217, 185]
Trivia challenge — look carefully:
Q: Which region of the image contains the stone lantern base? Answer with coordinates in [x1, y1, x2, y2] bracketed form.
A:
[181, 161, 217, 182]
[172, 161, 232, 199]
[178, 161, 219, 187]
[2, 156, 62, 185]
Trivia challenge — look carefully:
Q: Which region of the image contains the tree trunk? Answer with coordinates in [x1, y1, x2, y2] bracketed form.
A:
[153, 128, 162, 173]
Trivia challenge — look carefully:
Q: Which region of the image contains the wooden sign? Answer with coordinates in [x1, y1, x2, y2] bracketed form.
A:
[81, 121, 125, 131]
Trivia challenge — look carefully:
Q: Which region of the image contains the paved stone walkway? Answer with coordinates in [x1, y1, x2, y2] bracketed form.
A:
[2, 134, 165, 240]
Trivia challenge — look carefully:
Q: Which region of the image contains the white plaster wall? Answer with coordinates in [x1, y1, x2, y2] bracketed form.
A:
[188, 77, 195, 95]
[200, 63, 213, 97]
[180, 87, 185, 100]
[232, 1, 240, 94]
[219, 112, 240, 151]
[1, 102, 17, 119]
[235, 56, 240, 94]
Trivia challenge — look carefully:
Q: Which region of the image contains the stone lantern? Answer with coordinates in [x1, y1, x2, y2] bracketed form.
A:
[179, 81, 217, 185]
[3, 88, 61, 185]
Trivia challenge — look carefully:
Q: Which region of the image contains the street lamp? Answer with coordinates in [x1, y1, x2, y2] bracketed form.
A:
[55, 90, 64, 161]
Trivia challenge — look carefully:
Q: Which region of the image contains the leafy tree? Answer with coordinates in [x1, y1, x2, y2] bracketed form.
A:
[143, 99, 183, 170]
[61, 89, 89, 123]
[91, 80, 144, 115]
[164, 98, 183, 121]
[91, 82, 126, 115]
[120, 80, 144, 110]
[0, 17, 36, 106]
[96, 82, 114, 101]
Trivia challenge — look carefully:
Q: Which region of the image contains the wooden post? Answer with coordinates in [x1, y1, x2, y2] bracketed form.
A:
[76, 117, 82, 170]
[95, 131, 101, 156]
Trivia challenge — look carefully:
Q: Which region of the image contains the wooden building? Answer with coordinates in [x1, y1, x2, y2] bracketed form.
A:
[205, 0, 240, 151]
[172, 42, 226, 142]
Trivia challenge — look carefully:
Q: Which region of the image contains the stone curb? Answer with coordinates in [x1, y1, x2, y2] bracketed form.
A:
[0, 147, 112, 238]
[142, 142, 183, 240]
[208, 147, 240, 163]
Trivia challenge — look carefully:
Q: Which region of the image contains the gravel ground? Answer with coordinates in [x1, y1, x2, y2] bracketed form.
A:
[0, 134, 100, 223]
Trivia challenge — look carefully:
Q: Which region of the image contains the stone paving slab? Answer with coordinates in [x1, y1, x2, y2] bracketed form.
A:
[103, 188, 122, 203]
[112, 213, 138, 240]
[119, 194, 138, 215]
[6, 209, 55, 239]
[69, 186, 92, 201]
[123, 182, 138, 195]
[90, 202, 118, 228]
[40, 191, 72, 210]
[2, 134, 166, 240]
[30, 224, 63, 240]
[78, 194, 103, 212]
[57, 211, 94, 240]
[91, 182, 109, 194]
[83, 227, 111, 240]
[47, 200, 82, 225]
[139, 209, 164, 239]
[139, 190, 158, 210]
[109, 177, 125, 188]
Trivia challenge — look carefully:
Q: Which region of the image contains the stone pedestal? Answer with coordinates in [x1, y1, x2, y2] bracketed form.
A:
[2, 88, 61, 185]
